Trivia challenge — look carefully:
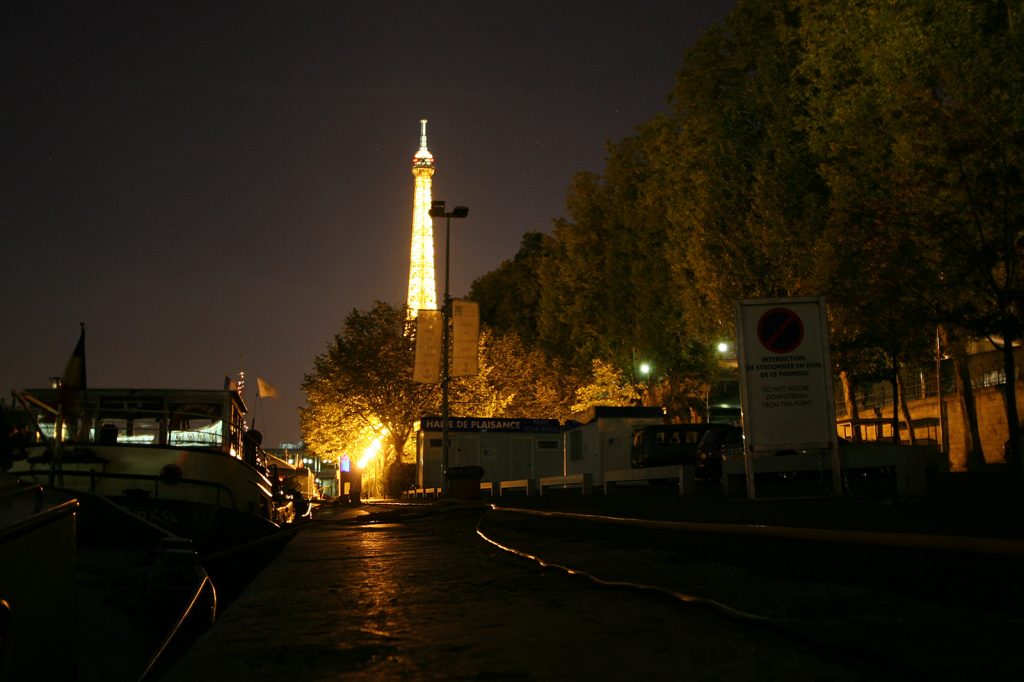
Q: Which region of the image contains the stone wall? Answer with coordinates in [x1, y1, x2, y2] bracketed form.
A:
[841, 384, 1023, 471]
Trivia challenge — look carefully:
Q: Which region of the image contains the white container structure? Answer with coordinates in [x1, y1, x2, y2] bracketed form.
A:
[562, 406, 664, 485]
[416, 416, 562, 488]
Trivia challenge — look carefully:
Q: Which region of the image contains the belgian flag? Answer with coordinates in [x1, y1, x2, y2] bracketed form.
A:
[59, 324, 86, 409]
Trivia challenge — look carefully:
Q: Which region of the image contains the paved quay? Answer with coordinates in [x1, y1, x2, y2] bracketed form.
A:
[160, 478, 1024, 681]
[485, 474, 1024, 540]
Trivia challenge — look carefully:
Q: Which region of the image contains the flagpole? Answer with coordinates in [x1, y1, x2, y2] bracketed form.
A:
[53, 404, 63, 488]
[79, 323, 88, 442]
[55, 322, 87, 486]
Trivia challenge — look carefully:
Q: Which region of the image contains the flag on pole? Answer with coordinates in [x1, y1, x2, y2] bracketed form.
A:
[257, 376, 279, 399]
[60, 324, 87, 409]
[56, 323, 88, 444]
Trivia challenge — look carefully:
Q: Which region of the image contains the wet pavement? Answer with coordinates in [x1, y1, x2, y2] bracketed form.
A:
[159, 480, 1024, 681]
[160, 501, 859, 681]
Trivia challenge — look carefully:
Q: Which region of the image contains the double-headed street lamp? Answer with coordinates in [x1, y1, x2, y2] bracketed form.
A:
[429, 199, 468, 491]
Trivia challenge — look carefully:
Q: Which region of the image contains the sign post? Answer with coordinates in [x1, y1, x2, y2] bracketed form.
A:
[735, 297, 840, 498]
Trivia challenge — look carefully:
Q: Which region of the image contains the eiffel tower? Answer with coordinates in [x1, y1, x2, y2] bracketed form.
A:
[406, 119, 437, 318]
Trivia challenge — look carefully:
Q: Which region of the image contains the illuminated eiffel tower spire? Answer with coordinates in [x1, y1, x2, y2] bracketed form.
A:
[406, 119, 437, 319]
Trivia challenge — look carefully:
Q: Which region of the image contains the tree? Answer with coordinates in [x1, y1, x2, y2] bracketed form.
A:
[535, 171, 613, 367]
[532, 118, 720, 420]
[799, 0, 1024, 466]
[446, 326, 576, 420]
[301, 301, 439, 488]
[469, 232, 550, 345]
[666, 0, 829, 325]
[570, 359, 641, 415]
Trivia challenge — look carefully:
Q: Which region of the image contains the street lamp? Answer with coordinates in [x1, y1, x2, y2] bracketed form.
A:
[429, 199, 468, 493]
[638, 362, 652, 406]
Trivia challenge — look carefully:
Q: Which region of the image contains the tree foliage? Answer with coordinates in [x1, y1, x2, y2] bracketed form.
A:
[308, 0, 1024, 465]
[667, 0, 830, 318]
[798, 0, 1024, 461]
[569, 359, 641, 414]
[302, 306, 578, 468]
[469, 232, 549, 346]
[301, 301, 438, 468]
[512, 0, 1020, 437]
[530, 119, 721, 419]
[449, 326, 576, 420]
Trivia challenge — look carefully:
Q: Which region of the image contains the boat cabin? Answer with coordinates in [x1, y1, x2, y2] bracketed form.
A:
[19, 388, 251, 460]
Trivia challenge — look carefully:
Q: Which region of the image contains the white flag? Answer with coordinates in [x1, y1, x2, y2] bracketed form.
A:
[257, 377, 279, 398]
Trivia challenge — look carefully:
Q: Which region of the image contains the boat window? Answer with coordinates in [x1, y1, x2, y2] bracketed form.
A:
[169, 402, 224, 448]
[37, 418, 57, 441]
[101, 416, 160, 444]
[18, 390, 239, 451]
[92, 397, 164, 444]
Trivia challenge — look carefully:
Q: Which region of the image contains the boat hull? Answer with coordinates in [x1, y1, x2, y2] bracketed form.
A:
[0, 481, 78, 681]
[10, 444, 291, 552]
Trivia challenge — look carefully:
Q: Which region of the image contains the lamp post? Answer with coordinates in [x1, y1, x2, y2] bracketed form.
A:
[429, 199, 468, 494]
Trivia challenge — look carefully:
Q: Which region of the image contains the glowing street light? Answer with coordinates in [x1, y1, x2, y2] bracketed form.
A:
[637, 362, 653, 407]
[429, 199, 468, 493]
[357, 437, 382, 470]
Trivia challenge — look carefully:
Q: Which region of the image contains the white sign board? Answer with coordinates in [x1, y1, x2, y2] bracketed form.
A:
[735, 297, 836, 451]
[451, 299, 480, 377]
[413, 309, 442, 384]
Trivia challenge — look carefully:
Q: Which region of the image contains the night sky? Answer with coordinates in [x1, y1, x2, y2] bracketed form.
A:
[4, 2, 733, 445]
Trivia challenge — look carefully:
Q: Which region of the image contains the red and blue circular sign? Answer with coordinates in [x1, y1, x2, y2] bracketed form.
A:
[757, 307, 804, 354]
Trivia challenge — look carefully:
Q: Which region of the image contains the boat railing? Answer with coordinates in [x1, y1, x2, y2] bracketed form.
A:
[0, 598, 10, 673]
[50, 469, 240, 510]
[137, 539, 219, 681]
[0, 483, 80, 545]
[0, 482, 44, 514]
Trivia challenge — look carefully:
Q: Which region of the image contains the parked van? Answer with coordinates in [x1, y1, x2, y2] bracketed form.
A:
[630, 423, 736, 477]
[695, 425, 744, 481]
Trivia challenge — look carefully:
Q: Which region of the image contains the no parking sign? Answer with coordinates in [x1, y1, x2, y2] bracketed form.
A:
[735, 297, 837, 451]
